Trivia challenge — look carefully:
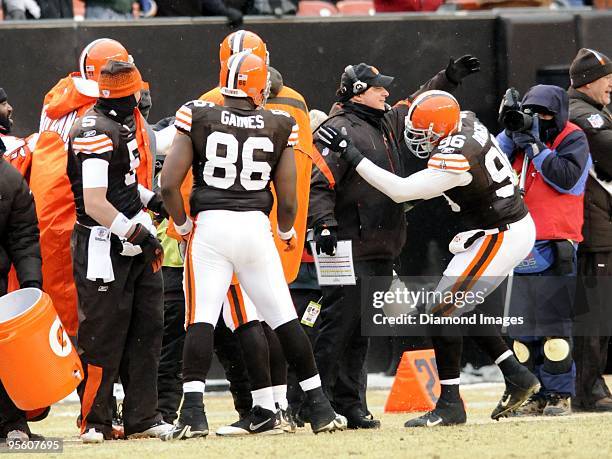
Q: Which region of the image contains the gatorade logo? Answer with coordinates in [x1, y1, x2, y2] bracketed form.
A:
[49, 318, 72, 358]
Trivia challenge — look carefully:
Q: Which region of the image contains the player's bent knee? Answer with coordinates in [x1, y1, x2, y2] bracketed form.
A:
[543, 337, 572, 374]
[513, 340, 531, 365]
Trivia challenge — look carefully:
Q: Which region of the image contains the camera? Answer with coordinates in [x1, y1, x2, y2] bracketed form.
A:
[498, 87, 536, 133]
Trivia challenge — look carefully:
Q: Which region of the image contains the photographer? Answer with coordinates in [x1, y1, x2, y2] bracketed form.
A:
[496, 84, 591, 416]
[568, 48, 612, 412]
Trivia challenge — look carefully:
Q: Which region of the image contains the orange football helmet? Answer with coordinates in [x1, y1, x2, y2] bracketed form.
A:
[219, 30, 269, 65]
[220, 51, 269, 108]
[79, 38, 132, 81]
[404, 90, 461, 158]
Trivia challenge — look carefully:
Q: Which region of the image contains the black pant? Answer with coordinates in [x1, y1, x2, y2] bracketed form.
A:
[313, 259, 394, 416]
[214, 320, 252, 418]
[0, 380, 28, 437]
[72, 227, 164, 437]
[287, 288, 320, 410]
[574, 250, 612, 408]
[157, 267, 186, 424]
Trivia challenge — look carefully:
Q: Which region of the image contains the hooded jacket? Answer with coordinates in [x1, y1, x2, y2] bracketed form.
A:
[568, 87, 612, 252]
[497, 85, 591, 242]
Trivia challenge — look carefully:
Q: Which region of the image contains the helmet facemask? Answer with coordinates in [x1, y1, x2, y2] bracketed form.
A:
[404, 117, 443, 159]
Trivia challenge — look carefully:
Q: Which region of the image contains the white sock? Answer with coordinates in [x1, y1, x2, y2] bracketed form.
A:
[272, 385, 288, 410]
[251, 387, 276, 412]
[494, 349, 514, 365]
[183, 381, 205, 393]
[299, 374, 322, 392]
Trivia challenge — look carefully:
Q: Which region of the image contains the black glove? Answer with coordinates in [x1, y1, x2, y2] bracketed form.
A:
[314, 224, 338, 256]
[147, 192, 169, 219]
[127, 223, 164, 272]
[445, 55, 480, 85]
[317, 126, 364, 167]
[138, 89, 152, 121]
[226, 7, 243, 28]
[511, 117, 546, 159]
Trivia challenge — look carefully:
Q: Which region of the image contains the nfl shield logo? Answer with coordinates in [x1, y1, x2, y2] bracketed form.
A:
[587, 114, 604, 129]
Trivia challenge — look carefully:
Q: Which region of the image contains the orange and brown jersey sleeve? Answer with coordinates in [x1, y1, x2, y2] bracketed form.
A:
[427, 152, 471, 174]
[72, 132, 114, 157]
[174, 104, 193, 134]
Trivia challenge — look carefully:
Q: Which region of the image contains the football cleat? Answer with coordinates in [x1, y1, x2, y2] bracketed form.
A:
[404, 398, 466, 428]
[160, 395, 209, 441]
[491, 367, 541, 420]
[6, 430, 29, 442]
[80, 428, 104, 444]
[510, 395, 546, 417]
[277, 404, 297, 433]
[543, 394, 571, 416]
[311, 413, 347, 434]
[216, 406, 282, 436]
[128, 421, 174, 439]
[308, 401, 347, 434]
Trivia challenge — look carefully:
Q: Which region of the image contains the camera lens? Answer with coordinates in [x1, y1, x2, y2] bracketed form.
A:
[503, 110, 533, 132]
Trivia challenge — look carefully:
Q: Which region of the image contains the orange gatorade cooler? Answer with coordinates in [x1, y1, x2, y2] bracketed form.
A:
[0, 288, 83, 410]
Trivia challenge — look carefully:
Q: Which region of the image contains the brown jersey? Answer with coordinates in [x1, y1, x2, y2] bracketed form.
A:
[67, 107, 143, 227]
[174, 100, 298, 215]
[425, 111, 528, 229]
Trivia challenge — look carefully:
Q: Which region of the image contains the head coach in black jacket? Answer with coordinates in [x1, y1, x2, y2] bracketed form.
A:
[0, 136, 43, 441]
[568, 48, 612, 413]
[307, 56, 480, 428]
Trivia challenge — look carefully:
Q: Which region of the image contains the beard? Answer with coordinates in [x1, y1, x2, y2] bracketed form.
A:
[0, 113, 11, 134]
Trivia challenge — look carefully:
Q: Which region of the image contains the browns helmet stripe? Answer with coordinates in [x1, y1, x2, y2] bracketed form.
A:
[79, 38, 105, 80]
[226, 52, 249, 90]
[230, 30, 246, 54]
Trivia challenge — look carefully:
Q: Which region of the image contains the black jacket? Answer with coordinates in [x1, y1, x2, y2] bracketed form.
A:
[568, 88, 612, 252]
[309, 70, 456, 261]
[0, 149, 42, 296]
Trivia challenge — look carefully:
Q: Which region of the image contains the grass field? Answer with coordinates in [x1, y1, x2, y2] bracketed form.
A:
[17, 382, 612, 459]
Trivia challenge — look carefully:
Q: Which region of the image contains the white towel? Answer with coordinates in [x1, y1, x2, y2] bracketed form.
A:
[86, 226, 114, 283]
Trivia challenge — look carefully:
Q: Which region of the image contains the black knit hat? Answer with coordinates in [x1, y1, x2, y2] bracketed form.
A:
[0, 88, 7, 103]
[570, 48, 612, 88]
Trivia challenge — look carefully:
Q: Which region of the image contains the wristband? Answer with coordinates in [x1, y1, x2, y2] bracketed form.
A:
[138, 184, 155, 206]
[110, 213, 133, 238]
[174, 217, 193, 236]
[277, 226, 297, 241]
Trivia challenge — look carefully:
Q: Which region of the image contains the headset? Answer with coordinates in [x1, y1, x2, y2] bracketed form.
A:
[345, 65, 368, 94]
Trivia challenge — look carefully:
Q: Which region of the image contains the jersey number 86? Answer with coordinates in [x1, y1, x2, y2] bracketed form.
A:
[204, 132, 272, 191]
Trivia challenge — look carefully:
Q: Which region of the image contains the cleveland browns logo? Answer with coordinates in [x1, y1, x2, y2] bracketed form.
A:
[49, 318, 72, 358]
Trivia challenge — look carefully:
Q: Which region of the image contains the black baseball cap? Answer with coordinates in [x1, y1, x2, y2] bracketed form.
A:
[336, 63, 394, 101]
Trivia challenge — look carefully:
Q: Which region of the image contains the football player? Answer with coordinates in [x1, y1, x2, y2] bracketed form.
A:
[160, 51, 346, 439]
[189, 30, 308, 434]
[319, 90, 541, 426]
[30, 38, 158, 339]
[207, 30, 312, 434]
[67, 60, 170, 443]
